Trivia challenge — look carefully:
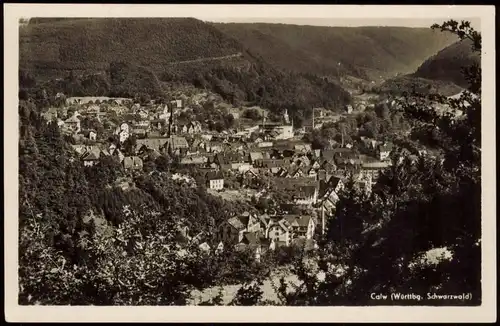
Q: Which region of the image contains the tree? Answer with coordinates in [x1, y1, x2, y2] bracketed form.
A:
[243, 108, 262, 121]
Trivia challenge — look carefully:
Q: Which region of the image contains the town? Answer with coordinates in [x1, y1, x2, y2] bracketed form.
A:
[39, 91, 417, 262]
[16, 13, 483, 310]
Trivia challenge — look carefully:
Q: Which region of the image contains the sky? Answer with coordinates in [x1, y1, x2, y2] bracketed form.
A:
[200, 17, 481, 30]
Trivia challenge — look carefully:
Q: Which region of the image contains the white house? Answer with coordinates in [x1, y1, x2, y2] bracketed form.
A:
[206, 171, 224, 190]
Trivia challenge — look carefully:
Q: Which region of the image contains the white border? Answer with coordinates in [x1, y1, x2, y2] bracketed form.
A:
[4, 4, 496, 323]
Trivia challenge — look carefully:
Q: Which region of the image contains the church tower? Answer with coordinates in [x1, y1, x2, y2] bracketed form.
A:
[283, 109, 290, 124]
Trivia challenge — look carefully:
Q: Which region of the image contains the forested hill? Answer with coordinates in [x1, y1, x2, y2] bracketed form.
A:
[19, 18, 243, 78]
[213, 23, 458, 81]
[412, 39, 481, 88]
[19, 17, 352, 114]
[376, 39, 480, 96]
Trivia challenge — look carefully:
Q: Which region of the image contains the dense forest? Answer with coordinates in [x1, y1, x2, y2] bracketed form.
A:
[413, 38, 481, 88]
[19, 17, 353, 118]
[19, 18, 243, 76]
[18, 99, 272, 304]
[213, 23, 458, 81]
[375, 37, 481, 96]
[375, 75, 463, 96]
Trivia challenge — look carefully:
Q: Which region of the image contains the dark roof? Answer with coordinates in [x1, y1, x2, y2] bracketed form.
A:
[241, 232, 259, 245]
[294, 185, 318, 199]
[227, 216, 246, 230]
[166, 136, 189, 150]
[329, 176, 343, 189]
[81, 151, 99, 161]
[205, 171, 224, 181]
[123, 156, 143, 168]
[296, 215, 313, 227]
[273, 177, 317, 190]
[136, 138, 169, 151]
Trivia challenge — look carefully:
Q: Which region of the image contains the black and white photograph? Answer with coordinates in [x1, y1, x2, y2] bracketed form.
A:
[4, 4, 496, 323]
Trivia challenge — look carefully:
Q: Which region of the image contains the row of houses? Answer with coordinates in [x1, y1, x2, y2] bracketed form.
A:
[212, 211, 317, 261]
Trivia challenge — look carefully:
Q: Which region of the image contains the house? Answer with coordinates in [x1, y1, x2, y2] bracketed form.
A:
[283, 215, 316, 240]
[257, 141, 274, 148]
[119, 123, 130, 133]
[171, 99, 183, 110]
[317, 169, 329, 182]
[56, 118, 66, 128]
[165, 136, 189, 155]
[319, 176, 344, 205]
[147, 130, 164, 138]
[329, 176, 345, 193]
[218, 212, 261, 244]
[360, 137, 378, 154]
[87, 104, 100, 115]
[110, 146, 125, 163]
[215, 241, 225, 254]
[276, 168, 290, 178]
[188, 121, 202, 134]
[214, 152, 246, 170]
[201, 134, 213, 141]
[206, 171, 225, 190]
[345, 104, 354, 114]
[40, 107, 58, 122]
[144, 149, 162, 162]
[294, 144, 312, 154]
[80, 129, 97, 141]
[71, 144, 87, 156]
[377, 142, 394, 161]
[81, 151, 99, 167]
[131, 128, 147, 138]
[180, 154, 207, 166]
[360, 161, 390, 180]
[64, 113, 81, 133]
[266, 219, 291, 246]
[206, 141, 224, 153]
[190, 138, 205, 152]
[249, 152, 264, 164]
[116, 128, 130, 143]
[295, 155, 311, 167]
[137, 109, 149, 120]
[354, 179, 372, 195]
[236, 232, 271, 262]
[136, 138, 169, 153]
[123, 156, 143, 170]
[293, 184, 319, 206]
[198, 242, 211, 253]
[150, 119, 168, 131]
[320, 160, 337, 173]
[289, 167, 305, 178]
[307, 168, 318, 179]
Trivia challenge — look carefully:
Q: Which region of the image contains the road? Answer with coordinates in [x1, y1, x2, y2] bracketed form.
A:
[166, 53, 243, 66]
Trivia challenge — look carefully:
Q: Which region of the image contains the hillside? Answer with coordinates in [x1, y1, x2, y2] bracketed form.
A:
[412, 39, 480, 88]
[376, 75, 463, 97]
[19, 18, 243, 79]
[19, 18, 352, 114]
[213, 23, 458, 82]
[377, 39, 480, 96]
